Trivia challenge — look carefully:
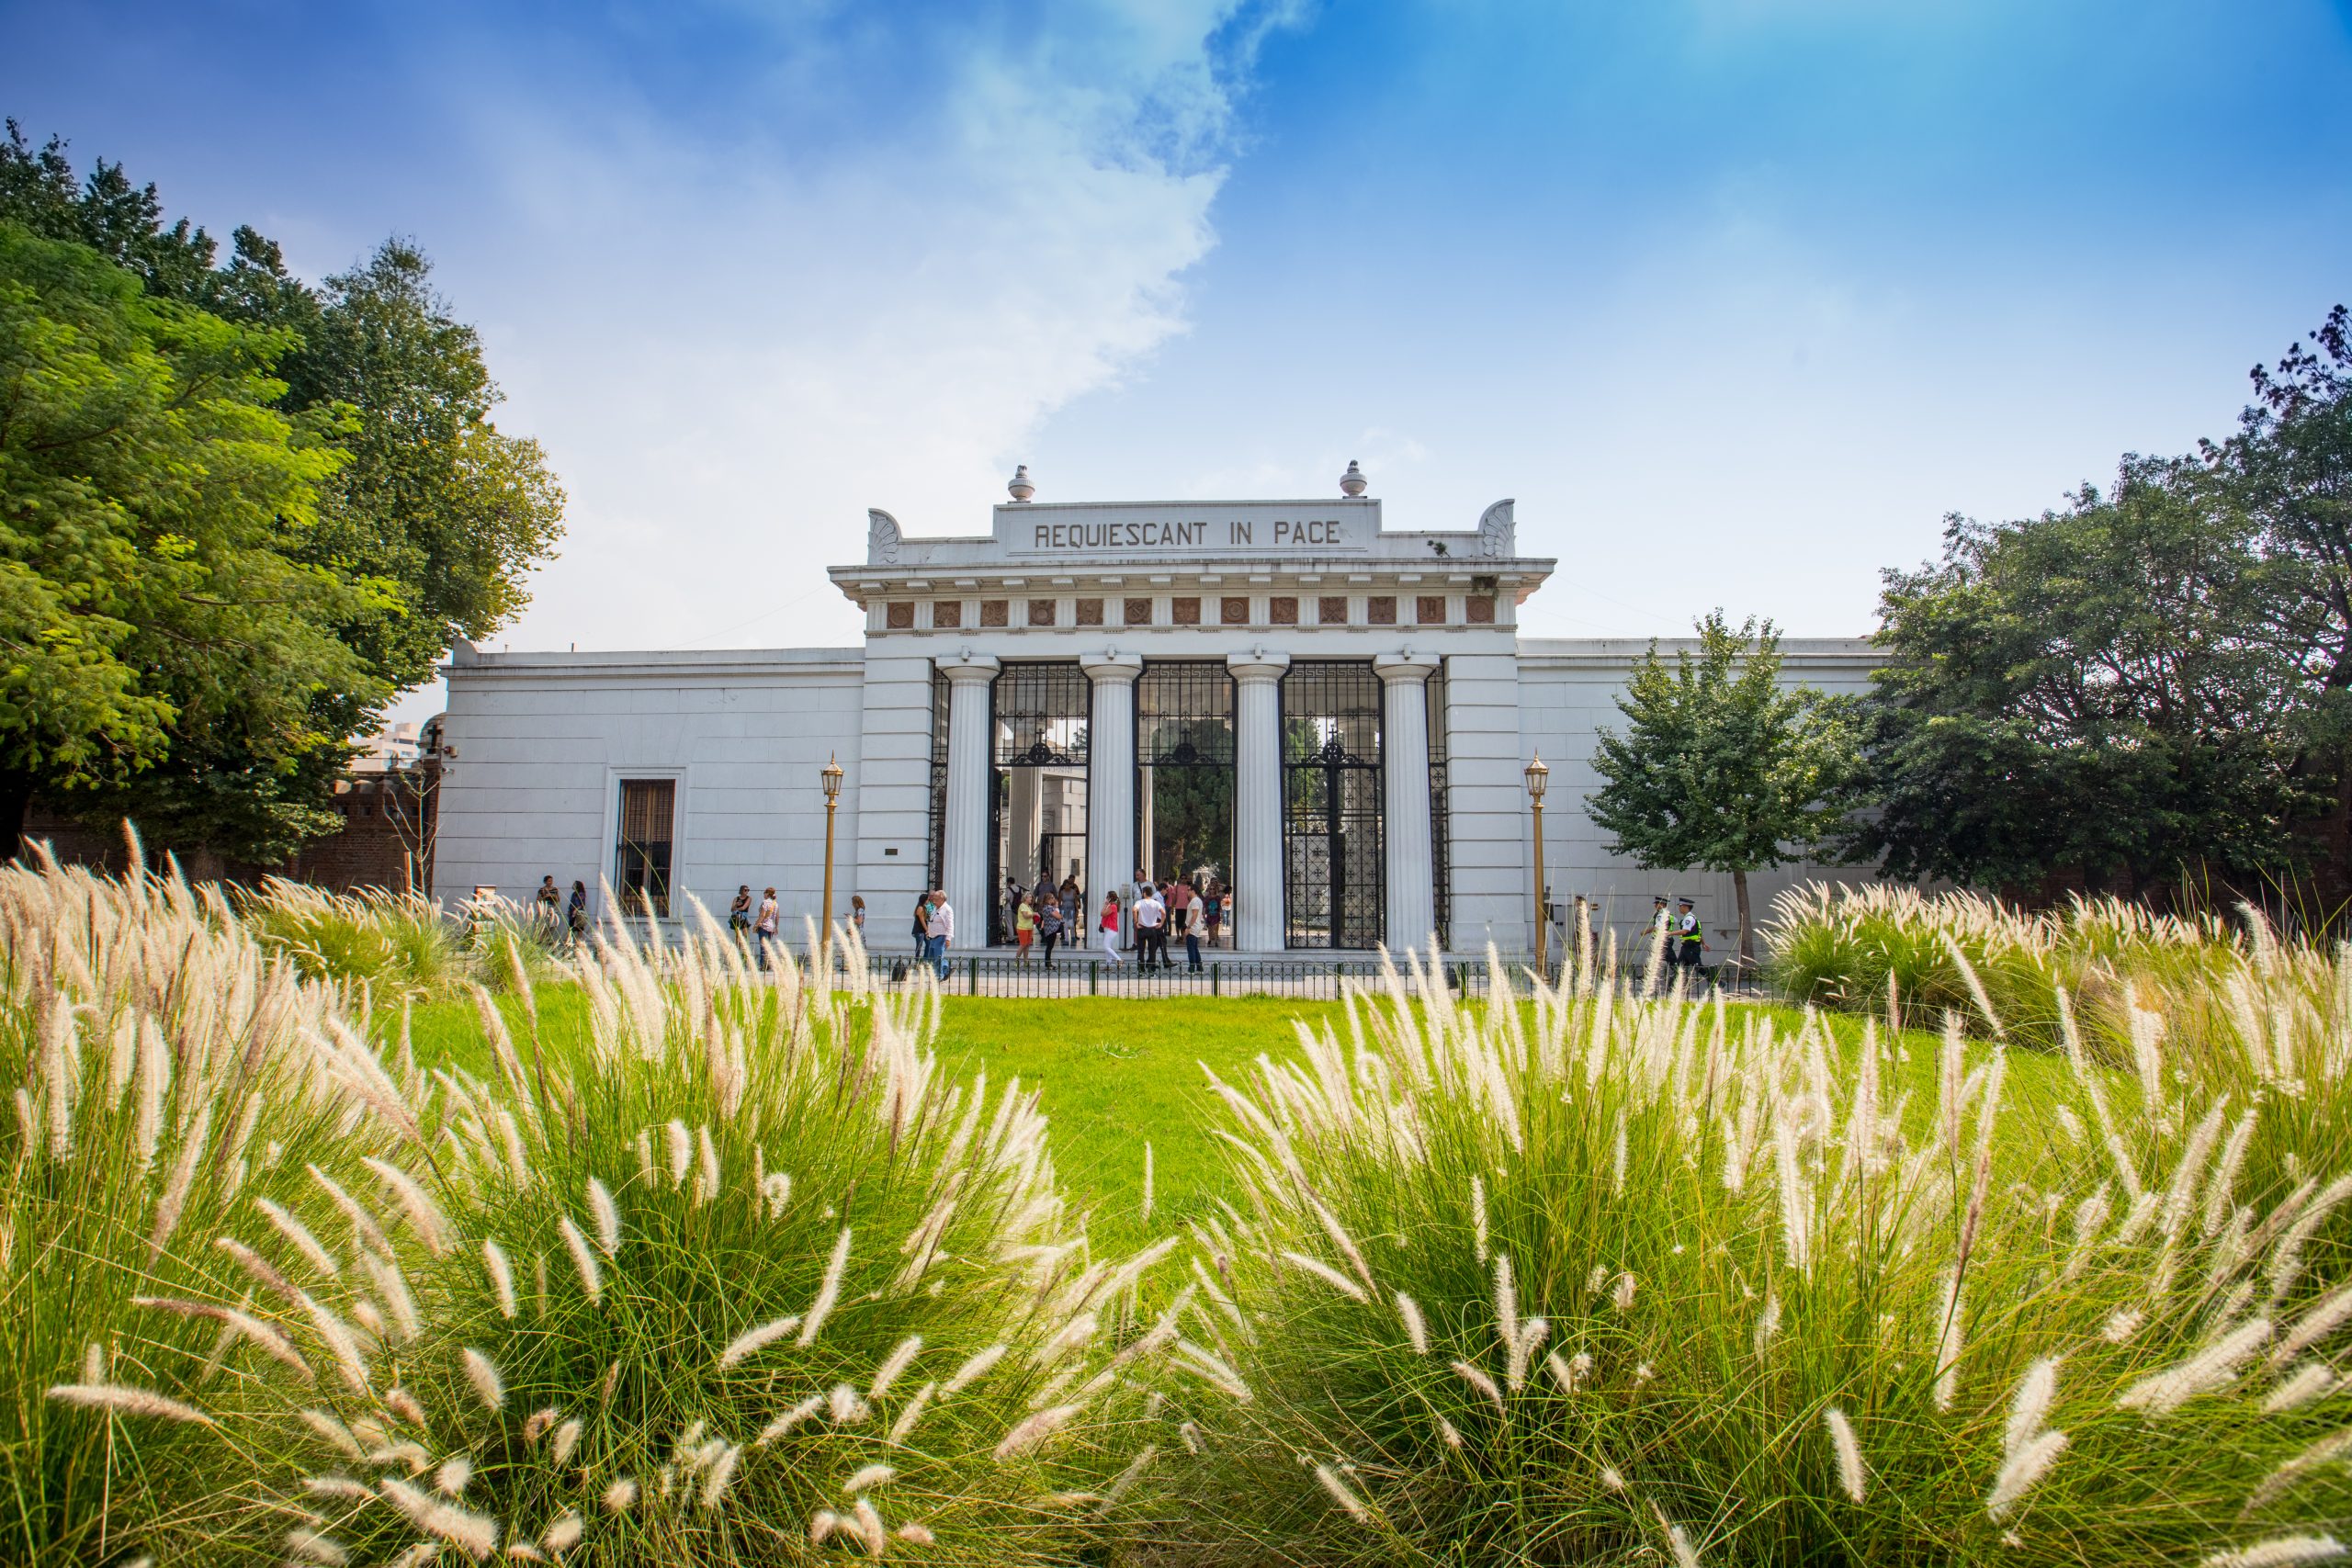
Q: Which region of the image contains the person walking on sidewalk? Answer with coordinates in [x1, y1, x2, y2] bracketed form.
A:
[1675, 897, 1706, 982]
[928, 891, 954, 981]
[1014, 894, 1037, 965]
[1036, 892, 1064, 966]
[1099, 890, 1124, 962]
[754, 887, 780, 970]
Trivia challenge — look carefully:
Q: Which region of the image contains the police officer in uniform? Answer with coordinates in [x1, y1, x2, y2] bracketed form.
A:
[1675, 897, 1706, 980]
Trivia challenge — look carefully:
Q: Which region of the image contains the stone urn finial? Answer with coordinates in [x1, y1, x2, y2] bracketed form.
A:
[1008, 464, 1035, 502]
[1340, 459, 1368, 497]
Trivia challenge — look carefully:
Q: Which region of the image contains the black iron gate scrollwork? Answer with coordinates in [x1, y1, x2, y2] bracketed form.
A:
[1282, 661, 1384, 950]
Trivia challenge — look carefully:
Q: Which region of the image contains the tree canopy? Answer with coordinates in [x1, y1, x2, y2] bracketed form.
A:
[1587, 612, 1860, 965]
[0, 120, 564, 859]
[1856, 307, 2352, 901]
[0, 222, 381, 855]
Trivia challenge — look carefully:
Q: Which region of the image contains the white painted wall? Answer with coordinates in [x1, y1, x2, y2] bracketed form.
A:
[1512, 637, 1882, 959]
[435, 646, 868, 929]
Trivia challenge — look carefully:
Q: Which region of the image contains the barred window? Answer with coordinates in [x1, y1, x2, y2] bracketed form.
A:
[615, 779, 675, 918]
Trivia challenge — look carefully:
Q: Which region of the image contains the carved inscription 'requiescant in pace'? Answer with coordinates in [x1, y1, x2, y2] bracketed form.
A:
[1026, 516, 1351, 554]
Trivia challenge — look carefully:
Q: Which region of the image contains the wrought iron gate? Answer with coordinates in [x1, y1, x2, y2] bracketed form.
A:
[989, 661, 1089, 943]
[1136, 660, 1235, 893]
[1282, 661, 1384, 949]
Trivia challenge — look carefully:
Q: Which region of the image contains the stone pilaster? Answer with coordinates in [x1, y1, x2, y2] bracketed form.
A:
[1374, 651, 1441, 956]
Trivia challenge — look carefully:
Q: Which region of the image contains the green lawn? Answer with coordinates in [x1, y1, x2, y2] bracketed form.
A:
[404, 987, 2082, 1258]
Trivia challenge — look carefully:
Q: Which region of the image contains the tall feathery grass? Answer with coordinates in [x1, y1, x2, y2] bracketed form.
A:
[206, 908, 1180, 1564]
[234, 877, 466, 999]
[5, 857, 1174, 1565]
[1765, 883, 2261, 1053]
[1159, 940, 2352, 1565]
[0, 844, 416, 1561]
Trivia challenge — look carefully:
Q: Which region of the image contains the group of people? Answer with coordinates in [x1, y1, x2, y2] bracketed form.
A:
[1117, 870, 1227, 972]
[994, 868, 1230, 971]
[534, 875, 590, 942]
[1004, 874, 1084, 965]
[729, 886, 868, 969]
[1653, 895, 1705, 976]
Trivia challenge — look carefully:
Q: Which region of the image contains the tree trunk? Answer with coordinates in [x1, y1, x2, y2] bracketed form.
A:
[0, 770, 32, 865]
[1733, 867, 1755, 980]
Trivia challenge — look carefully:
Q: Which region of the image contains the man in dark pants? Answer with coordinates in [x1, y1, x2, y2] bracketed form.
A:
[1676, 897, 1706, 981]
[1134, 883, 1168, 970]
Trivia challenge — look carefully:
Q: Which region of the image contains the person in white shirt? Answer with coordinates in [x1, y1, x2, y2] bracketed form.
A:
[1134, 886, 1168, 971]
[927, 891, 954, 981]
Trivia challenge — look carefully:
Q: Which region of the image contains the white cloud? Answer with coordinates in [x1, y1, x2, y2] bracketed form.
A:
[390, 1, 1293, 707]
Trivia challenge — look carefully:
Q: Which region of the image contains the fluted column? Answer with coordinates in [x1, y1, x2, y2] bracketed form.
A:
[939, 654, 999, 947]
[1081, 652, 1141, 923]
[1374, 651, 1441, 956]
[1227, 650, 1291, 953]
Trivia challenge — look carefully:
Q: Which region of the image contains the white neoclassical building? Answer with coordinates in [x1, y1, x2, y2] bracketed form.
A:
[434, 470, 1876, 954]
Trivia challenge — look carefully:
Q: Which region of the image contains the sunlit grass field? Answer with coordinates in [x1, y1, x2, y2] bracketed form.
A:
[408, 989, 2081, 1257]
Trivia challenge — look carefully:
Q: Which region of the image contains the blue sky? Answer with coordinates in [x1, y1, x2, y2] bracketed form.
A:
[5, 0, 2348, 712]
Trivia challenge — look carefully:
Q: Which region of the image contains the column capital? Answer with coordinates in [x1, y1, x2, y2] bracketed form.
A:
[1227, 648, 1292, 684]
[1373, 649, 1441, 685]
[1080, 649, 1143, 684]
[938, 651, 1001, 684]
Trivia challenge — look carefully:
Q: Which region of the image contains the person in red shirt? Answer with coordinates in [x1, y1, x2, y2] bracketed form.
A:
[1099, 891, 1125, 962]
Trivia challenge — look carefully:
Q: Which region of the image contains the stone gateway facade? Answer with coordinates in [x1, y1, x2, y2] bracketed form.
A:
[434, 480, 1876, 954]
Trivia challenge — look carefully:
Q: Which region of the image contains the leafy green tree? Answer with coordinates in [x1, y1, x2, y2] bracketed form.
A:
[1855, 460, 2315, 896]
[2202, 304, 2352, 872]
[0, 220, 385, 856]
[1856, 310, 2352, 902]
[1588, 612, 1860, 969]
[0, 120, 563, 858]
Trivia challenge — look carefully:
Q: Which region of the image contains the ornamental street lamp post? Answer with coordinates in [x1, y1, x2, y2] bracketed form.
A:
[820, 753, 844, 982]
[1524, 753, 1550, 978]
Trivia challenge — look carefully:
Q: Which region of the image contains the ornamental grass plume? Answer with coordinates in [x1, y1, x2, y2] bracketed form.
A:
[1161, 934, 2352, 1566]
[0, 842, 432, 1562]
[197, 900, 1171, 1564]
[5, 862, 1170, 1566]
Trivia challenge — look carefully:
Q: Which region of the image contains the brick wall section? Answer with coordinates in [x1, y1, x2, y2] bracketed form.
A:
[21, 763, 438, 894]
